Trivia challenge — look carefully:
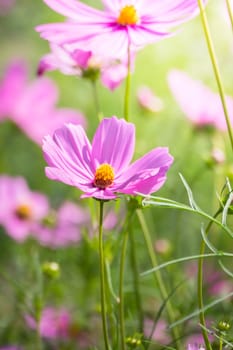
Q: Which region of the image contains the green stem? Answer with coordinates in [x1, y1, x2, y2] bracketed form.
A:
[225, 0, 233, 31]
[219, 336, 223, 350]
[92, 80, 103, 122]
[129, 225, 144, 333]
[136, 209, 181, 350]
[123, 45, 131, 122]
[98, 200, 111, 350]
[197, 208, 221, 350]
[33, 250, 43, 350]
[119, 230, 128, 350]
[197, 0, 233, 152]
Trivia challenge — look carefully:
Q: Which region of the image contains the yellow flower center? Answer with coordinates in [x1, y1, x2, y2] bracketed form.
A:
[15, 204, 31, 220]
[117, 5, 139, 26]
[94, 163, 115, 189]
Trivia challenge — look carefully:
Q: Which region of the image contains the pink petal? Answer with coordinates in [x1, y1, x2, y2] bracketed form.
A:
[115, 147, 173, 195]
[43, 0, 110, 22]
[91, 117, 135, 173]
[43, 124, 94, 188]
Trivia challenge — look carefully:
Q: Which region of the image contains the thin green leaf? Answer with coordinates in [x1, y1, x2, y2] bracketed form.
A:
[141, 252, 233, 277]
[179, 173, 200, 210]
[218, 259, 233, 278]
[200, 224, 218, 253]
[169, 291, 233, 329]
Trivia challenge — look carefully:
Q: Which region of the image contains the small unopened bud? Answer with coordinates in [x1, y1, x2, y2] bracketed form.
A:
[217, 320, 231, 332]
[126, 334, 142, 348]
[42, 261, 60, 279]
[154, 239, 171, 255]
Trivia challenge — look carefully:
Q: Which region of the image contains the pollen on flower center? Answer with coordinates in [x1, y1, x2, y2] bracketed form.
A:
[94, 163, 115, 189]
[15, 204, 32, 220]
[117, 5, 139, 26]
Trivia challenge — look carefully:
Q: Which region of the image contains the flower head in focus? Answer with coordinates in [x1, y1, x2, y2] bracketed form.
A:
[167, 69, 233, 131]
[0, 175, 49, 242]
[43, 116, 173, 200]
[38, 44, 131, 91]
[36, 0, 207, 60]
[0, 61, 86, 144]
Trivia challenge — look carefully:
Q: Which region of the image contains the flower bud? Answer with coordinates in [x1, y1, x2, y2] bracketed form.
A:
[42, 261, 60, 279]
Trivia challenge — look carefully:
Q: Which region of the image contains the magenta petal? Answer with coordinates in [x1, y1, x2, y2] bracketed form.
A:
[115, 147, 173, 195]
[0, 61, 27, 118]
[91, 117, 135, 173]
[43, 0, 109, 22]
[43, 124, 94, 188]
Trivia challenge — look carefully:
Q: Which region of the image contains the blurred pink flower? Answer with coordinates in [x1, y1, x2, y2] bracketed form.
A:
[137, 86, 163, 113]
[0, 348, 21, 350]
[43, 116, 173, 200]
[0, 175, 49, 242]
[144, 319, 171, 345]
[167, 69, 233, 130]
[187, 345, 205, 350]
[0, 61, 86, 144]
[36, 0, 207, 60]
[26, 307, 71, 339]
[0, 0, 15, 15]
[185, 262, 233, 297]
[33, 201, 89, 248]
[38, 44, 129, 91]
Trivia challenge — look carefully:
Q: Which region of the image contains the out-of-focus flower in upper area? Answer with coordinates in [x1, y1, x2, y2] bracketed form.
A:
[0, 61, 86, 144]
[33, 201, 89, 248]
[0, 175, 49, 242]
[0, 0, 15, 16]
[167, 69, 233, 131]
[38, 44, 132, 91]
[36, 0, 208, 60]
[144, 318, 171, 345]
[137, 86, 163, 113]
[43, 116, 173, 200]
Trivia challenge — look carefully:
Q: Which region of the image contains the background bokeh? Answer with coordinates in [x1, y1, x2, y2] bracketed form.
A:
[0, 0, 232, 348]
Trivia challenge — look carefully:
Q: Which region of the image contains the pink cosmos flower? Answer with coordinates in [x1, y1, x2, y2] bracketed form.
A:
[167, 69, 233, 130]
[38, 44, 130, 91]
[0, 61, 86, 144]
[26, 307, 71, 339]
[0, 61, 27, 120]
[36, 0, 207, 60]
[33, 201, 89, 248]
[43, 116, 173, 200]
[0, 348, 21, 350]
[0, 0, 15, 16]
[144, 319, 171, 345]
[0, 176, 49, 242]
[137, 86, 163, 113]
[187, 345, 205, 350]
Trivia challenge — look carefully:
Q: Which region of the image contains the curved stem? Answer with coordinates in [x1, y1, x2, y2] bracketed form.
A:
[197, 0, 233, 152]
[197, 208, 221, 350]
[123, 45, 131, 122]
[119, 230, 128, 350]
[98, 200, 111, 350]
[136, 209, 181, 349]
[225, 0, 233, 31]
